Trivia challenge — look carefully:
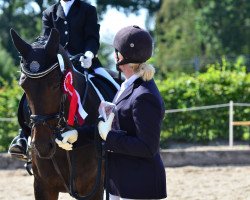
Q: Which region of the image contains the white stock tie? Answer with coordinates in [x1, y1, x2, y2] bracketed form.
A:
[115, 81, 128, 102]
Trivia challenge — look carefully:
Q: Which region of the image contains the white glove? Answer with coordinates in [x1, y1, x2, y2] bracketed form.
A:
[98, 112, 115, 141]
[55, 129, 78, 151]
[79, 51, 94, 69]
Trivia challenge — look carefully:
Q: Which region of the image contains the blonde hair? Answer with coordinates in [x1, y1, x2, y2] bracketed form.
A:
[130, 63, 155, 81]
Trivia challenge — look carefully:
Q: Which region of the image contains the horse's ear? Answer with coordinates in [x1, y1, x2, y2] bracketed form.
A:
[10, 28, 31, 58]
[45, 28, 60, 57]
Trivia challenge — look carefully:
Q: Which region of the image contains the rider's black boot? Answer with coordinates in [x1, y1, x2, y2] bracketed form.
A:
[8, 129, 28, 161]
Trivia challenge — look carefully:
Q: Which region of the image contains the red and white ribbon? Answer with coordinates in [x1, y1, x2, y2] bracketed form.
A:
[63, 70, 88, 126]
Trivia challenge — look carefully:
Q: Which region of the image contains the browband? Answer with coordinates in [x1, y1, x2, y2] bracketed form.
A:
[20, 54, 65, 79]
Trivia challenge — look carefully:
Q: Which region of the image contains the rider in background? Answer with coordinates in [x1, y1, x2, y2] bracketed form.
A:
[42, 0, 119, 88]
[43, 0, 99, 70]
[8, 0, 119, 159]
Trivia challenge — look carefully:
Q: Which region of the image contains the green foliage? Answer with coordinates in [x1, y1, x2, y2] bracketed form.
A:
[193, 0, 250, 56]
[98, 42, 115, 69]
[155, 0, 250, 77]
[0, 78, 23, 152]
[0, 0, 43, 64]
[0, 42, 18, 81]
[1, 0, 250, 150]
[155, 0, 199, 74]
[158, 57, 250, 147]
[96, 0, 161, 17]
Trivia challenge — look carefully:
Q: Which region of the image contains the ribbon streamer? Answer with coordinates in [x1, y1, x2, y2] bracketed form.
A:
[63, 71, 88, 126]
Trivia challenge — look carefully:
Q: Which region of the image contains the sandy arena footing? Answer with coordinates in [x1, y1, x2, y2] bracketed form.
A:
[1, 145, 250, 200]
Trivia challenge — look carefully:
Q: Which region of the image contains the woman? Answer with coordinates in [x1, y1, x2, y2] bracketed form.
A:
[98, 25, 167, 200]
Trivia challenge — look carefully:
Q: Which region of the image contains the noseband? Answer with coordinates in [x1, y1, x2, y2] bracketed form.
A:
[28, 94, 67, 159]
[29, 94, 67, 134]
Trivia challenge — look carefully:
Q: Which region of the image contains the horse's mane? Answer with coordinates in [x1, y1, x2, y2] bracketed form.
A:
[30, 35, 74, 71]
[32, 36, 48, 47]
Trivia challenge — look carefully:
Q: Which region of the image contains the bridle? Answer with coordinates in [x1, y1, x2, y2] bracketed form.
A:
[29, 94, 67, 132]
[22, 54, 69, 159]
[25, 53, 86, 136]
[29, 93, 68, 159]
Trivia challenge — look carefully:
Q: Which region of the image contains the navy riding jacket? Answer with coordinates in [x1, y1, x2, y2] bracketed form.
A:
[105, 78, 167, 199]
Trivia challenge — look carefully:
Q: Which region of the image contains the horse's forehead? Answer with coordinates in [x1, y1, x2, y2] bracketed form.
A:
[29, 47, 46, 57]
[27, 47, 46, 61]
[21, 45, 57, 75]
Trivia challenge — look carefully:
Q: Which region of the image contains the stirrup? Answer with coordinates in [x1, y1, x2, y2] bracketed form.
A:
[8, 137, 28, 161]
[9, 151, 28, 162]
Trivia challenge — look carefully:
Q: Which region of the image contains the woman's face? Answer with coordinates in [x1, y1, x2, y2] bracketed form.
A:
[114, 51, 124, 65]
[114, 52, 134, 79]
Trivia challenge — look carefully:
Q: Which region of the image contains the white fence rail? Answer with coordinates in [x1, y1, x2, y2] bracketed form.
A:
[0, 101, 249, 146]
[165, 101, 250, 147]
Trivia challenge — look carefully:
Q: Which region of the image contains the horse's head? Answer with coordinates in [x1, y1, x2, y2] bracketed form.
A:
[10, 28, 74, 158]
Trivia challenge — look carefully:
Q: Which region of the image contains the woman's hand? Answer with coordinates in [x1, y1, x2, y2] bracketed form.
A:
[55, 129, 78, 151]
[98, 113, 115, 140]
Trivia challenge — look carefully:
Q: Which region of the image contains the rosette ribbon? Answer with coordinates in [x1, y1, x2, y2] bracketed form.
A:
[63, 70, 88, 126]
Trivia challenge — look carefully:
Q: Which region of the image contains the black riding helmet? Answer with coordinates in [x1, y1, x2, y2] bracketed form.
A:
[113, 25, 153, 66]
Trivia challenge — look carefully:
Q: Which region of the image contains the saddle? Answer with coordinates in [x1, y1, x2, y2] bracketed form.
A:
[70, 56, 120, 102]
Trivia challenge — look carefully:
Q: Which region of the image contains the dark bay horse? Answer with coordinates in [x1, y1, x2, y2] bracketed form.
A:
[10, 28, 118, 200]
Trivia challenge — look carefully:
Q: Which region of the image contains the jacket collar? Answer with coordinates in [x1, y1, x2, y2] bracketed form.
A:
[66, 0, 80, 19]
[56, 2, 66, 19]
[114, 78, 143, 105]
[56, 0, 80, 19]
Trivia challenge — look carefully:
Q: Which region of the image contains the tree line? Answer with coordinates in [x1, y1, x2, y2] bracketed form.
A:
[1, 0, 249, 80]
[0, 0, 161, 80]
[155, 0, 250, 77]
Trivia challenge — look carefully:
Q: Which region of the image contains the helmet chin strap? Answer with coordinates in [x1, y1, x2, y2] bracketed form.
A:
[115, 49, 122, 85]
[115, 49, 134, 85]
[115, 49, 130, 68]
[115, 49, 121, 71]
